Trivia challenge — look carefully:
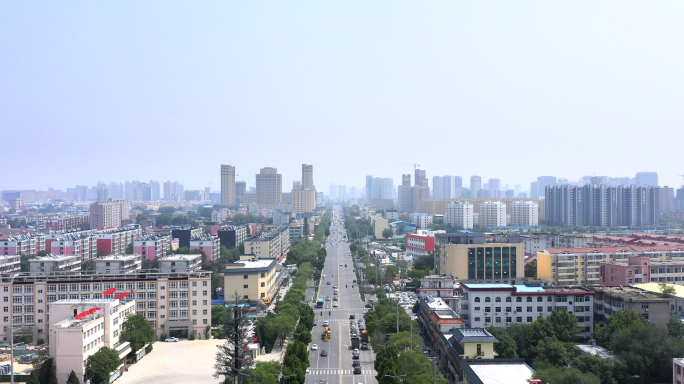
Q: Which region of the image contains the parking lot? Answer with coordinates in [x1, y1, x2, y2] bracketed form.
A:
[116, 339, 224, 384]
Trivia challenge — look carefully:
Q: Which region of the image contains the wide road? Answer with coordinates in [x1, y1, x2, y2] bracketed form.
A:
[307, 207, 377, 384]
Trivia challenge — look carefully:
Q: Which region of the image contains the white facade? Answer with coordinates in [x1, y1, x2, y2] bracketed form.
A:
[159, 254, 202, 273]
[509, 201, 539, 226]
[478, 201, 507, 227]
[95, 254, 142, 274]
[29, 254, 81, 273]
[49, 298, 136, 384]
[445, 201, 473, 229]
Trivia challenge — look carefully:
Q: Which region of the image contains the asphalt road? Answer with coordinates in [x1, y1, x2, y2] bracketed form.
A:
[307, 207, 378, 384]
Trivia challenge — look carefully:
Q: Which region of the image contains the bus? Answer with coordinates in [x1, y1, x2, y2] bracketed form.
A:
[316, 298, 324, 308]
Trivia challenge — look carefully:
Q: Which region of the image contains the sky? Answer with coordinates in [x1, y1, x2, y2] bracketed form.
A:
[2, 2, 684, 193]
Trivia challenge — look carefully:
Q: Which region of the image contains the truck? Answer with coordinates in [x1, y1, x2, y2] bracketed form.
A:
[351, 335, 360, 350]
[360, 330, 369, 349]
[322, 326, 331, 341]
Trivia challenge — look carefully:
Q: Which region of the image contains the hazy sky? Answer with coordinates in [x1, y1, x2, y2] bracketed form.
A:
[2, 2, 683, 193]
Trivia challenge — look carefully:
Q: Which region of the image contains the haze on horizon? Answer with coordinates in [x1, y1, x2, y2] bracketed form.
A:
[2, 2, 683, 192]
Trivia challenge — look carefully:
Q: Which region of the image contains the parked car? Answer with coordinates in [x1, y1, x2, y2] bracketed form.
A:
[165, 337, 179, 342]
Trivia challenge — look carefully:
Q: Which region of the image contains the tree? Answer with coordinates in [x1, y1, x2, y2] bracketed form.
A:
[610, 322, 684, 383]
[524, 260, 537, 278]
[120, 313, 156, 353]
[212, 305, 229, 327]
[505, 323, 535, 364]
[26, 371, 40, 384]
[593, 309, 644, 347]
[244, 361, 281, 384]
[571, 353, 630, 384]
[125, 242, 134, 254]
[382, 227, 393, 240]
[86, 347, 121, 384]
[38, 357, 54, 384]
[294, 323, 312, 345]
[544, 309, 581, 343]
[486, 327, 518, 358]
[659, 281, 676, 298]
[533, 366, 601, 384]
[81, 260, 95, 271]
[534, 338, 572, 367]
[214, 292, 252, 384]
[324, 228, 330, 237]
[66, 370, 82, 384]
[412, 253, 434, 271]
[142, 257, 158, 270]
[668, 313, 684, 338]
[374, 346, 399, 384]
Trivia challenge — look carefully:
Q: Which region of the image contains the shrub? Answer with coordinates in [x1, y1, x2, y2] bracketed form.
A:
[189, 332, 196, 340]
[160, 333, 168, 341]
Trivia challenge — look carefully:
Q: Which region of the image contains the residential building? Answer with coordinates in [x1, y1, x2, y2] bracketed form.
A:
[509, 201, 539, 226]
[256, 167, 282, 210]
[635, 172, 658, 186]
[224, 257, 281, 304]
[217, 225, 248, 249]
[0, 270, 212, 343]
[337, 185, 347, 202]
[459, 359, 534, 384]
[302, 164, 313, 190]
[43, 213, 90, 231]
[49, 298, 136, 384]
[537, 245, 684, 286]
[221, 164, 236, 206]
[189, 235, 220, 261]
[433, 176, 461, 200]
[94, 254, 142, 274]
[470, 176, 482, 196]
[674, 358, 684, 384]
[459, 283, 594, 338]
[366, 176, 394, 202]
[96, 225, 143, 255]
[134, 234, 172, 260]
[29, 254, 81, 273]
[171, 227, 204, 248]
[409, 213, 433, 229]
[434, 233, 525, 283]
[291, 190, 315, 213]
[46, 233, 97, 262]
[89, 199, 131, 230]
[244, 226, 290, 259]
[405, 230, 443, 259]
[159, 254, 202, 273]
[235, 181, 247, 204]
[370, 216, 389, 239]
[0, 233, 46, 256]
[385, 210, 399, 220]
[589, 285, 670, 327]
[0, 255, 21, 274]
[533, 176, 557, 200]
[418, 274, 458, 311]
[445, 201, 474, 230]
[521, 233, 589, 256]
[478, 202, 506, 227]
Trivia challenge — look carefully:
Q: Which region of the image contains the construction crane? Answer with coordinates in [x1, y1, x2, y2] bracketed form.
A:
[398, 163, 421, 171]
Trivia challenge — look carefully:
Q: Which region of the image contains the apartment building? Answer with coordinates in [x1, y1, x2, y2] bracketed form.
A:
[418, 274, 459, 311]
[224, 257, 281, 304]
[171, 227, 204, 248]
[445, 201, 473, 229]
[43, 213, 90, 231]
[0, 255, 21, 274]
[588, 285, 670, 327]
[29, 254, 81, 273]
[478, 202, 506, 227]
[509, 201, 539, 226]
[434, 233, 525, 284]
[521, 233, 589, 256]
[409, 213, 433, 229]
[135, 233, 172, 260]
[0, 270, 212, 344]
[292, 190, 316, 213]
[459, 283, 595, 339]
[96, 225, 143, 255]
[256, 167, 282, 210]
[49, 298, 136, 384]
[0, 233, 46, 256]
[159, 254, 202, 273]
[190, 235, 220, 261]
[94, 255, 142, 274]
[46, 233, 97, 262]
[89, 199, 131, 230]
[217, 225, 248, 249]
[537, 245, 684, 286]
[405, 230, 441, 259]
[599, 256, 684, 285]
[245, 226, 290, 259]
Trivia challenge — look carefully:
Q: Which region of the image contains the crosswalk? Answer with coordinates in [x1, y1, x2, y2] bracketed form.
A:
[319, 318, 365, 322]
[308, 369, 375, 375]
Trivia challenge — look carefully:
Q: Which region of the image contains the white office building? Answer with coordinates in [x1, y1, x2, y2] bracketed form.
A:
[509, 201, 539, 226]
[445, 202, 473, 229]
[478, 201, 507, 227]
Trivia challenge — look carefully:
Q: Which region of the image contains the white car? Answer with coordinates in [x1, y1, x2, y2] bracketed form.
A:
[311, 344, 318, 350]
[333, 302, 339, 307]
[165, 337, 179, 342]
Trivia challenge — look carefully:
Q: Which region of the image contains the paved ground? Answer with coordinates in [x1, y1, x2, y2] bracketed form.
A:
[115, 339, 223, 384]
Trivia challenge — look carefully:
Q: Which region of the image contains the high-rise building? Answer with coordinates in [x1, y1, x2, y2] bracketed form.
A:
[149, 180, 161, 201]
[256, 167, 282, 209]
[235, 181, 246, 204]
[470, 176, 482, 195]
[366, 176, 394, 201]
[415, 169, 428, 187]
[89, 199, 130, 230]
[533, 176, 557, 200]
[478, 201, 506, 227]
[302, 164, 314, 190]
[530, 182, 538, 200]
[337, 185, 347, 201]
[329, 183, 337, 198]
[96, 187, 108, 202]
[398, 174, 412, 212]
[488, 178, 501, 199]
[445, 201, 474, 229]
[635, 172, 658, 186]
[221, 164, 236, 206]
[509, 201, 539, 226]
[433, 176, 460, 200]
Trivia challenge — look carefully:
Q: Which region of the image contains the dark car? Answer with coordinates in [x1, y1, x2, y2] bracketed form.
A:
[353, 366, 361, 374]
[352, 361, 361, 368]
[365, 303, 373, 308]
[353, 279, 357, 283]
[349, 314, 355, 319]
[327, 281, 331, 285]
[320, 350, 328, 357]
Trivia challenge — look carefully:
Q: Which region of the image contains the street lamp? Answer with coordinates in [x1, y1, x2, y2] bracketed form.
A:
[282, 374, 296, 384]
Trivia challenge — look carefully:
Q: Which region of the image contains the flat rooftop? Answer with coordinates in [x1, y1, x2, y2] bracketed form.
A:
[462, 361, 533, 384]
[594, 285, 663, 300]
[30, 254, 80, 261]
[95, 254, 139, 261]
[636, 282, 684, 299]
[161, 254, 202, 261]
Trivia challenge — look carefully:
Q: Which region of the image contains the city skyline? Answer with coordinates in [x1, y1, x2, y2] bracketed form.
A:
[2, 2, 684, 191]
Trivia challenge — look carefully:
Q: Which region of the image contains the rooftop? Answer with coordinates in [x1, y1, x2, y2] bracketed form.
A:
[636, 282, 684, 299]
[29, 254, 80, 261]
[451, 328, 499, 344]
[95, 254, 139, 261]
[161, 254, 202, 261]
[225, 258, 276, 271]
[576, 344, 615, 359]
[190, 235, 217, 241]
[593, 285, 666, 300]
[459, 360, 533, 384]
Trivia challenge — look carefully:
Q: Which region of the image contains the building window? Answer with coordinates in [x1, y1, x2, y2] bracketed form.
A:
[495, 297, 501, 302]
[516, 297, 522, 302]
[243, 285, 248, 289]
[474, 297, 480, 302]
[474, 317, 480, 322]
[537, 307, 543, 312]
[516, 317, 522, 323]
[495, 307, 501, 313]
[484, 297, 491, 302]
[244, 275, 249, 279]
[505, 317, 512, 323]
[526, 317, 532, 322]
[505, 297, 511, 302]
[516, 307, 522, 312]
[243, 295, 248, 300]
[505, 307, 511, 312]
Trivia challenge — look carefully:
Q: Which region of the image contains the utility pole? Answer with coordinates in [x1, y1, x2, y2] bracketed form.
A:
[410, 317, 413, 355]
[396, 300, 399, 333]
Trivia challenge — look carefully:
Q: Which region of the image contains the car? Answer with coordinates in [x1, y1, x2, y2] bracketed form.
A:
[333, 302, 338, 307]
[352, 361, 361, 368]
[327, 282, 331, 285]
[324, 320, 329, 326]
[340, 264, 343, 266]
[311, 344, 318, 350]
[165, 337, 179, 342]
[320, 350, 328, 356]
[349, 314, 355, 319]
[353, 279, 357, 283]
[322, 274, 326, 278]
[352, 349, 360, 359]
[365, 303, 373, 308]
[326, 296, 331, 301]
[333, 295, 338, 301]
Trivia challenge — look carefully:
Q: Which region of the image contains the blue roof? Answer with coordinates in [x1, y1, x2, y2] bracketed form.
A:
[513, 285, 546, 293]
